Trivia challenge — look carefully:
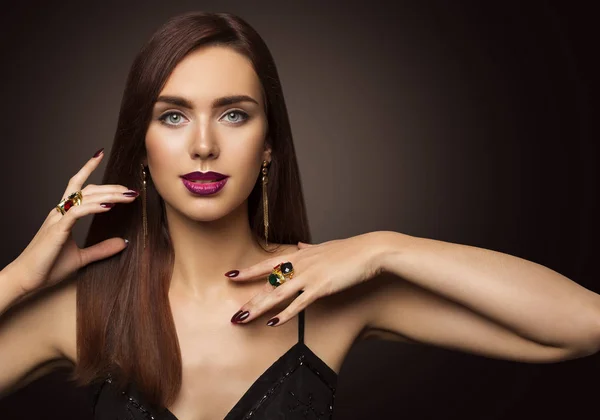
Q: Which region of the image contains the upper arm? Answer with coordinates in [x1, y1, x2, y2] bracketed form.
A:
[360, 273, 581, 363]
[0, 280, 76, 399]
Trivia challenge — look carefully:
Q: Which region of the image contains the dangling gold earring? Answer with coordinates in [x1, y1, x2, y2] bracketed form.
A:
[141, 163, 147, 250]
[262, 160, 269, 247]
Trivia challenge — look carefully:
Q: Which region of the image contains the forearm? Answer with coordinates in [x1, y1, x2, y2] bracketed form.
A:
[0, 263, 28, 317]
[375, 231, 600, 353]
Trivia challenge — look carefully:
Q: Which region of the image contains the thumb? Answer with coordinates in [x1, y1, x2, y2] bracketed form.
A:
[79, 237, 129, 267]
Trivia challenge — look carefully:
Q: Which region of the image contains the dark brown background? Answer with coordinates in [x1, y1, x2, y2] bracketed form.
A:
[0, 1, 598, 419]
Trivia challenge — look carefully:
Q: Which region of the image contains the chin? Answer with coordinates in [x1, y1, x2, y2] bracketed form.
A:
[185, 195, 248, 223]
[162, 180, 252, 222]
[181, 203, 232, 222]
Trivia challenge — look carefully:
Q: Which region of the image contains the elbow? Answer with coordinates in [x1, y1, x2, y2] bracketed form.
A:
[564, 310, 600, 359]
[546, 305, 600, 361]
[565, 342, 599, 360]
[586, 313, 600, 356]
[585, 301, 600, 356]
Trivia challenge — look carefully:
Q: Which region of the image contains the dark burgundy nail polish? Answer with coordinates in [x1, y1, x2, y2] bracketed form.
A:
[100, 203, 114, 208]
[232, 311, 249, 323]
[225, 270, 239, 278]
[123, 190, 139, 197]
[93, 148, 104, 158]
[230, 310, 243, 323]
[266, 317, 279, 327]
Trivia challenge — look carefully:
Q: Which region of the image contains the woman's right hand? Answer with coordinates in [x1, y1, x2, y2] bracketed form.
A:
[10, 148, 140, 295]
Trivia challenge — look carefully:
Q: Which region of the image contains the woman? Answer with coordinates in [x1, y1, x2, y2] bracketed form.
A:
[0, 10, 598, 420]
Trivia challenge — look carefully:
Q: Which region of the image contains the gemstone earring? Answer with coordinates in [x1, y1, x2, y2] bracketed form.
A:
[262, 160, 269, 247]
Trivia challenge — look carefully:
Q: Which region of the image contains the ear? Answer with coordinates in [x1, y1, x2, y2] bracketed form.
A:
[262, 144, 272, 163]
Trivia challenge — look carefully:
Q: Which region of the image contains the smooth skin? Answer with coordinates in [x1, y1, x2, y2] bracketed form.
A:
[1, 45, 599, 419]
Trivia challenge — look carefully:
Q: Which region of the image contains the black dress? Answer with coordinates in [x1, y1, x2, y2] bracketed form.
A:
[91, 303, 338, 419]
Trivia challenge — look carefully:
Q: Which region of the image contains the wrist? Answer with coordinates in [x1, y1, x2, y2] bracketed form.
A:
[368, 230, 414, 275]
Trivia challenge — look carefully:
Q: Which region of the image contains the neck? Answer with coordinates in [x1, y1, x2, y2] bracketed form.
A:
[165, 200, 268, 298]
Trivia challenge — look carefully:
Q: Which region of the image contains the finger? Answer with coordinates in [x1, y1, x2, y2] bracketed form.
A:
[62, 147, 105, 198]
[226, 257, 290, 282]
[82, 184, 133, 195]
[82, 190, 140, 204]
[265, 289, 314, 327]
[231, 278, 304, 323]
[79, 237, 129, 267]
[55, 200, 118, 233]
[51, 189, 139, 224]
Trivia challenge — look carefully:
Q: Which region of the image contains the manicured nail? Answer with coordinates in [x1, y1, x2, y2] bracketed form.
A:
[100, 203, 114, 208]
[124, 239, 129, 247]
[225, 270, 239, 278]
[266, 317, 279, 327]
[123, 190, 139, 197]
[230, 310, 243, 323]
[232, 310, 249, 323]
[93, 147, 104, 158]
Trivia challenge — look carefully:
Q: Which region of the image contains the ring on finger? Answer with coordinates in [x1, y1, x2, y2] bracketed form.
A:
[268, 261, 294, 287]
[55, 190, 83, 215]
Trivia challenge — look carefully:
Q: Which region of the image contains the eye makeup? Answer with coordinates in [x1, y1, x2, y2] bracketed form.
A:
[157, 109, 250, 128]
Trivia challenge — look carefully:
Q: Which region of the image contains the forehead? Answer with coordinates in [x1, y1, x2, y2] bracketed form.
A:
[159, 45, 262, 104]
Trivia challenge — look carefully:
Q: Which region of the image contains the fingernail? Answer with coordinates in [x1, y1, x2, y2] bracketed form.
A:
[93, 147, 104, 158]
[124, 239, 129, 247]
[123, 190, 139, 197]
[232, 310, 249, 323]
[230, 310, 243, 323]
[225, 270, 239, 278]
[100, 203, 114, 208]
[266, 317, 279, 327]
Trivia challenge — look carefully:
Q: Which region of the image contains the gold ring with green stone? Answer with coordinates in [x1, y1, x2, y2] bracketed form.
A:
[268, 261, 294, 287]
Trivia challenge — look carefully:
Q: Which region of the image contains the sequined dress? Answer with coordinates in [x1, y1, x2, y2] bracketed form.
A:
[91, 305, 338, 419]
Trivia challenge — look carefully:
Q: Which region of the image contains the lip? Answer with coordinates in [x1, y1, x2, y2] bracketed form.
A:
[181, 171, 228, 181]
[181, 178, 228, 195]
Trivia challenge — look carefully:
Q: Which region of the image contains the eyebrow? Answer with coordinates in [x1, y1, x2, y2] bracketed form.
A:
[155, 94, 259, 109]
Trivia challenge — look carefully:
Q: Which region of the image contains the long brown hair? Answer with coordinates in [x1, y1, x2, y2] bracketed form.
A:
[72, 11, 310, 410]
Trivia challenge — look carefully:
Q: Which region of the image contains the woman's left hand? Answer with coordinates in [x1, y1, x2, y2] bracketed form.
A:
[227, 231, 387, 326]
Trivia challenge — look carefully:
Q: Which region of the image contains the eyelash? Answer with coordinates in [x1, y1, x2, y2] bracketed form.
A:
[157, 110, 249, 127]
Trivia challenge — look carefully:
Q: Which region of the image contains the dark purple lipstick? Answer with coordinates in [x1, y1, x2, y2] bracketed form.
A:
[181, 171, 229, 196]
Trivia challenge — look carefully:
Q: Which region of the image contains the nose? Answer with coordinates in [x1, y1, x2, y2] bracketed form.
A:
[189, 118, 219, 160]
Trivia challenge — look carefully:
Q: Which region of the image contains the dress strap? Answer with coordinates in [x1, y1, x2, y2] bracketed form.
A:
[297, 290, 305, 344]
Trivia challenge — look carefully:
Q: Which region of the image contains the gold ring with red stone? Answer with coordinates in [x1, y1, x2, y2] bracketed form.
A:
[55, 190, 83, 215]
[268, 261, 294, 287]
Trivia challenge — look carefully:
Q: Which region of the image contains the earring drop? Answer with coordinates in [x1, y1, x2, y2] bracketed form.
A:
[262, 160, 269, 247]
[141, 163, 147, 249]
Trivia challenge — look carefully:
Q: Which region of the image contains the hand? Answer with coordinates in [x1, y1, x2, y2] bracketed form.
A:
[11, 148, 138, 295]
[227, 232, 385, 326]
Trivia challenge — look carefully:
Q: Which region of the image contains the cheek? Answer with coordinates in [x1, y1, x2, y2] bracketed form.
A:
[224, 120, 268, 167]
[145, 126, 164, 161]
[223, 133, 267, 198]
[144, 131, 181, 199]
[145, 127, 181, 167]
[227, 141, 263, 171]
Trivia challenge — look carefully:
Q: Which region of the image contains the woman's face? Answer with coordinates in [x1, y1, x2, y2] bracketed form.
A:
[145, 45, 270, 222]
